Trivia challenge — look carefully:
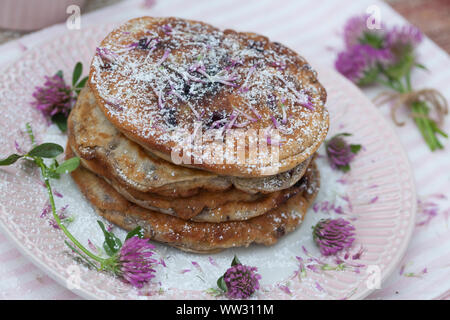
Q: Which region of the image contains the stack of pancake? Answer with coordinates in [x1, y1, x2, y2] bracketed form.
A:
[67, 17, 329, 253]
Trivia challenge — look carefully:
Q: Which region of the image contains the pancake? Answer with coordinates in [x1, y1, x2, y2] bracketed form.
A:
[112, 181, 300, 223]
[192, 162, 318, 223]
[89, 16, 329, 177]
[70, 161, 319, 253]
[67, 145, 309, 222]
[69, 87, 312, 197]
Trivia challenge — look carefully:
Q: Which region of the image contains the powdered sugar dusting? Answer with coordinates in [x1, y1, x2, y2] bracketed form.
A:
[0, 23, 417, 300]
[34, 126, 345, 296]
[90, 17, 328, 173]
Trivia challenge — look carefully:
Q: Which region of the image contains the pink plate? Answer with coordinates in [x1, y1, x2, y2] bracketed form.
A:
[0, 25, 416, 300]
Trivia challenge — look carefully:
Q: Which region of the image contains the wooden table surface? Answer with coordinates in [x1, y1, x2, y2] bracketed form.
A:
[387, 0, 450, 53]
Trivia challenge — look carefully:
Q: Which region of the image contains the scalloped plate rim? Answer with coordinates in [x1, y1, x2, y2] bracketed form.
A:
[0, 26, 417, 300]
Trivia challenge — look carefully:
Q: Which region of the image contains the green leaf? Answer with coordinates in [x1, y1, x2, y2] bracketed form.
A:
[414, 63, 428, 71]
[44, 160, 61, 179]
[125, 226, 144, 240]
[103, 243, 115, 257]
[74, 76, 89, 96]
[51, 159, 59, 169]
[359, 31, 384, 49]
[72, 62, 82, 86]
[384, 53, 414, 81]
[47, 171, 61, 179]
[97, 220, 122, 256]
[76, 76, 88, 89]
[28, 143, 64, 158]
[55, 157, 80, 174]
[51, 113, 68, 132]
[231, 255, 241, 266]
[339, 164, 351, 173]
[0, 154, 22, 166]
[333, 133, 352, 138]
[217, 276, 227, 292]
[358, 67, 379, 86]
[350, 144, 362, 154]
[55, 70, 64, 79]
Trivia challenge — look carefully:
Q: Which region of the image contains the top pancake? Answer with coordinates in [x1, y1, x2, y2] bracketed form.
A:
[89, 16, 329, 177]
[68, 87, 312, 197]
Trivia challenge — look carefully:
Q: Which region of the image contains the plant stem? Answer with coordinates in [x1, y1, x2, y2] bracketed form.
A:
[393, 78, 406, 94]
[35, 158, 106, 265]
[383, 70, 446, 151]
[405, 70, 412, 92]
[411, 101, 442, 150]
[405, 70, 444, 150]
[65, 240, 99, 270]
[25, 123, 36, 147]
[375, 78, 396, 90]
